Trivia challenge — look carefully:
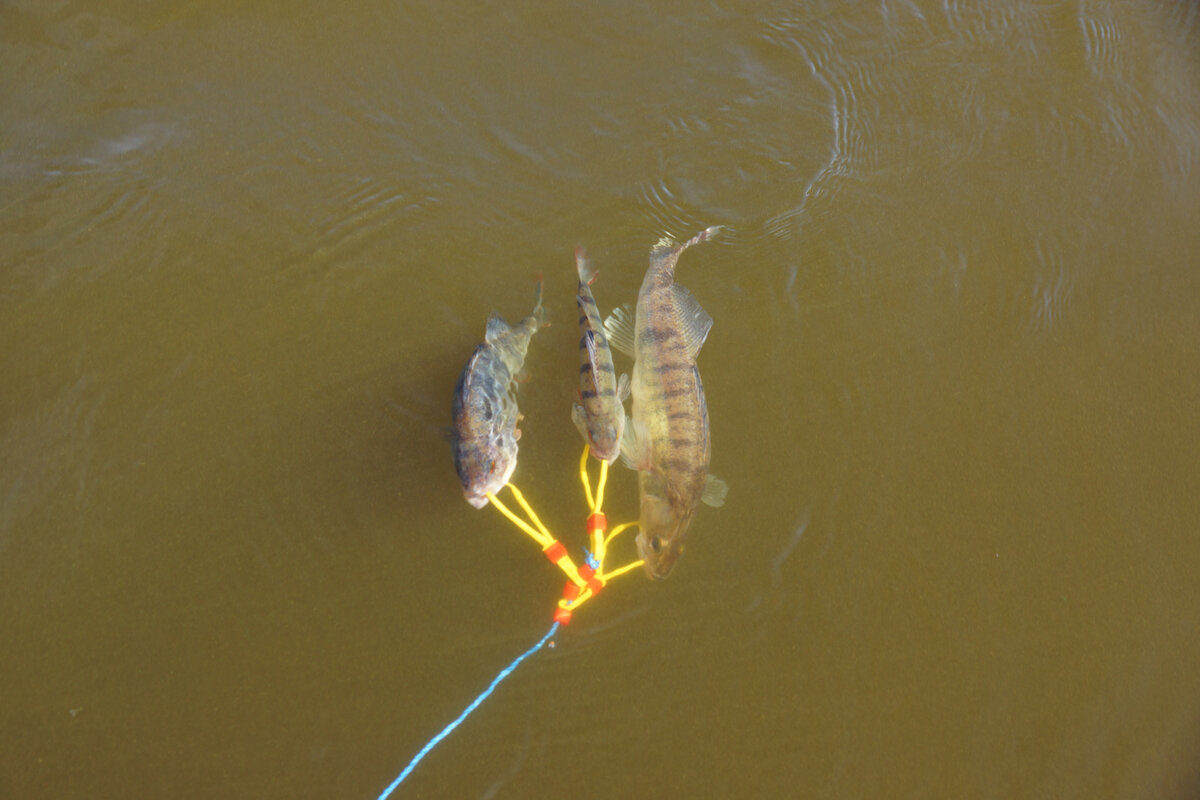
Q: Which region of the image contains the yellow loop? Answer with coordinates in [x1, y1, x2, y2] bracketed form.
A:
[579, 446, 595, 510]
[487, 491, 552, 548]
[593, 458, 609, 513]
[559, 591, 591, 612]
[505, 484, 553, 542]
[578, 446, 611, 514]
[599, 559, 645, 582]
[483, 446, 645, 622]
[604, 521, 637, 549]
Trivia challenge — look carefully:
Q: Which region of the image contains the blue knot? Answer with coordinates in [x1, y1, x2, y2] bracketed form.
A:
[584, 550, 600, 570]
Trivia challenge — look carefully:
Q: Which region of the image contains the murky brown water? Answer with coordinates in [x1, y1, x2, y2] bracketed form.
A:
[4, 1, 1200, 797]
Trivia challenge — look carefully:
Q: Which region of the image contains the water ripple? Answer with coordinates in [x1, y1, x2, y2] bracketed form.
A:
[0, 370, 104, 561]
[1077, 2, 1125, 81]
[280, 176, 439, 285]
[635, 177, 705, 242]
[1025, 237, 1075, 339]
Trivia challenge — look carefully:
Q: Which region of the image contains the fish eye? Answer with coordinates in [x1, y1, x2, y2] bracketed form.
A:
[649, 536, 662, 554]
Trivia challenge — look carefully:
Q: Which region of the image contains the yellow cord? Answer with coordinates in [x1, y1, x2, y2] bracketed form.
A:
[506, 484, 554, 544]
[604, 521, 637, 549]
[579, 446, 595, 511]
[594, 458, 609, 512]
[599, 558, 644, 582]
[577, 445, 610, 514]
[486, 491, 552, 548]
[486, 445, 644, 621]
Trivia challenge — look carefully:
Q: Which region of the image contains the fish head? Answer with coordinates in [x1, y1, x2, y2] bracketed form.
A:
[634, 471, 692, 579]
[586, 415, 625, 464]
[454, 432, 518, 509]
[572, 404, 625, 464]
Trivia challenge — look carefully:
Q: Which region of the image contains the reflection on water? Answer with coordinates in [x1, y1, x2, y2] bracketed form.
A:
[2, 0, 1200, 797]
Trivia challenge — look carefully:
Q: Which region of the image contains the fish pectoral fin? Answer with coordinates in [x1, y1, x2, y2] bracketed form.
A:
[619, 417, 652, 471]
[671, 285, 713, 360]
[617, 372, 631, 402]
[570, 402, 589, 438]
[484, 313, 510, 343]
[603, 304, 636, 357]
[701, 475, 728, 508]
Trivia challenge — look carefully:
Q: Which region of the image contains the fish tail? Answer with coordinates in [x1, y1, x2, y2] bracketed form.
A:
[531, 276, 547, 327]
[679, 225, 721, 252]
[575, 246, 597, 286]
[648, 225, 721, 281]
[653, 226, 721, 254]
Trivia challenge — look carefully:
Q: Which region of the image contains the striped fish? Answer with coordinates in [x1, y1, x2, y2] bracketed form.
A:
[606, 227, 727, 578]
[451, 280, 546, 508]
[571, 246, 629, 463]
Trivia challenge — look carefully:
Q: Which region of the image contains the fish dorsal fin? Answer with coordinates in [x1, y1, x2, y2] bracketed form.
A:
[529, 279, 547, 328]
[671, 285, 713, 360]
[583, 329, 604, 379]
[701, 474, 728, 508]
[484, 313, 509, 343]
[603, 304, 636, 357]
[619, 416, 652, 471]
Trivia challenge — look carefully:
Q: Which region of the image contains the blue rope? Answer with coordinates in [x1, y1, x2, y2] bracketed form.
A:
[376, 621, 560, 800]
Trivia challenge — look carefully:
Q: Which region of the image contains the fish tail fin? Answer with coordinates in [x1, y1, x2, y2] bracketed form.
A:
[531, 275, 548, 327]
[670, 226, 721, 259]
[653, 225, 721, 254]
[680, 225, 721, 251]
[649, 225, 721, 276]
[575, 246, 597, 286]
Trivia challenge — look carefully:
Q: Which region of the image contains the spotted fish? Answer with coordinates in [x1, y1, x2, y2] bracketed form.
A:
[606, 227, 727, 578]
[571, 246, 629, 463]
[451, 281, 546, 508]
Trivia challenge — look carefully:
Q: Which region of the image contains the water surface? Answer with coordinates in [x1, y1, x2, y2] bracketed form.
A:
[3, 1, 1199, 797]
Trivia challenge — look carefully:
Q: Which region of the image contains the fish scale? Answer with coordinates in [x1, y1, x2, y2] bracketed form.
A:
[571, 246, 629, 464]
[451, 281, 546, 508]
[608, 226, 726, 579]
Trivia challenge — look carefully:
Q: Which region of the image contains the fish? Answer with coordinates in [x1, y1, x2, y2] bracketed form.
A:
[451, 280, 546, 508]
[605, 227, 728, 579]
[571, 246, 629, 463]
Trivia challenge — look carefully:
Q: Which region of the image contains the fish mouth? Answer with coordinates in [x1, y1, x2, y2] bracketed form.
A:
[456, 446, 518, 509]
[588, 440, 620, 463]
[635, 531, 674, 580]
[641, 562, 669, 580]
